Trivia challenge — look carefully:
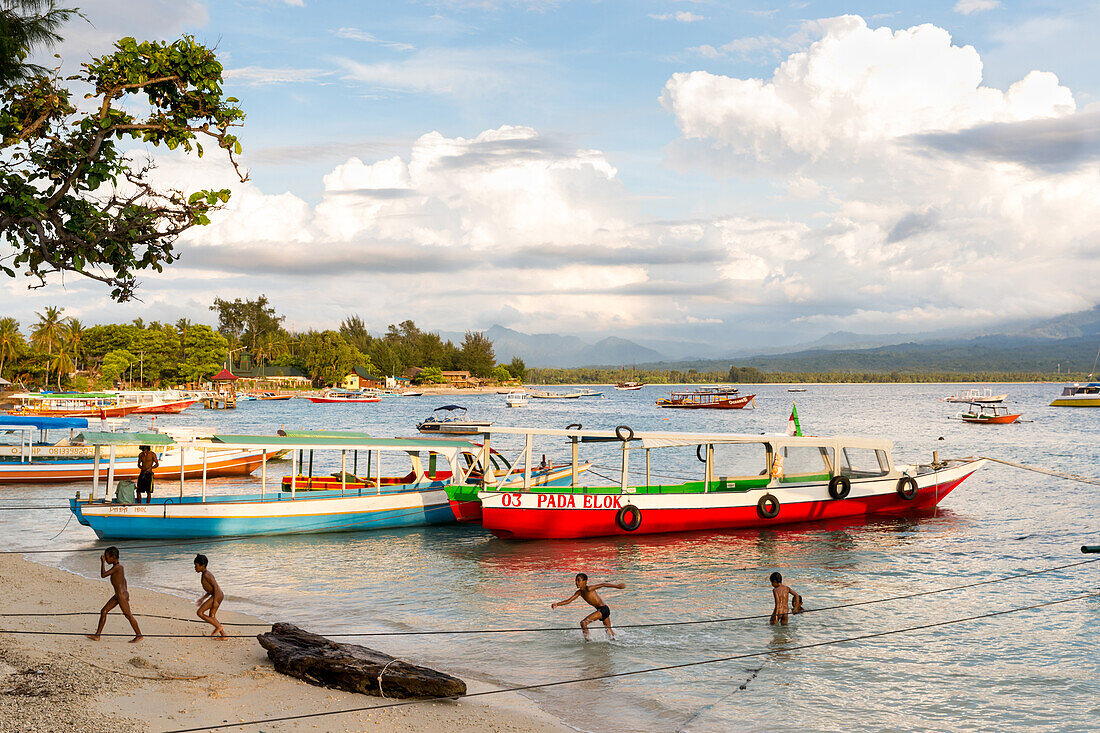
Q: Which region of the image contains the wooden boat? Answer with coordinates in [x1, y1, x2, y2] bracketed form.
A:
[656, 387, 755, 410]
[68, 434, 512, 539]
[1050, 382, 1100, 407]
[417, 405, 492, 435]
[957, 403, 1021, 424]
[1, 421, 276, 484]
[8, 392, 144, 418]
[528, 390, 582, 399]
[445, 426, 986, 540]
[575, 388, 603, 397]
[614, 382, 644, 391]
[787, 387, 807, 393]
[111, 390, 199, 414]
[308, 389, 381, 404]
[942, 387, 1007, 404]
[504, 391, 528, 407]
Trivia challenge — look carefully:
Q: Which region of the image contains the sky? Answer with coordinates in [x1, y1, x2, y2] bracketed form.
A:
[7, 0, 1100, 350]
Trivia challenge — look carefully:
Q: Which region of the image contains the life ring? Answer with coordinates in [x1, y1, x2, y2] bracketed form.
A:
[828, 475, 851, 500]
[616, 504, 642, 531]
[757, 493, 780, 519]
[615, 425, 635, 442]
[896, 476, 918, 500]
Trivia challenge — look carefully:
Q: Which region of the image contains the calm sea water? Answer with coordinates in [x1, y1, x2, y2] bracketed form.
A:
[4, 384, 1099, 732]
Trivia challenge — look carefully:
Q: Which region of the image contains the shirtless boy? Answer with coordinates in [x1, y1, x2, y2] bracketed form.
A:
[86, 547, 143, 643]
[769, 571, 804, 626]
[136, 446, 159, 504]
[194, 554, 227, 640]
[551, 573, 626, 641]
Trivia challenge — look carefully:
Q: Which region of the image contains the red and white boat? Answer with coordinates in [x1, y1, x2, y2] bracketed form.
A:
[450, 426, 985, 540]
[111, 390, 199, 414]
[957, 403, 1021, 424]
[308, 389, 381, 404]
[656, 387, 755, 410]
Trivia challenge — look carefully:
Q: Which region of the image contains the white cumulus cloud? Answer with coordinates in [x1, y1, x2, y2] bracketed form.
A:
[954, 0, 1001, 15]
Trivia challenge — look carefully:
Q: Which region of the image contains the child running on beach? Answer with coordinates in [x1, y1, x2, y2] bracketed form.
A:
[551, 573, 626, 641]
[86, 547, 143, 643]
[194, 554, 227, 640]
[769, 571, 804, 626]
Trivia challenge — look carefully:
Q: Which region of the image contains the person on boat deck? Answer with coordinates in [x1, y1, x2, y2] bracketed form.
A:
[769, 572, 803, 626]
[136, 445, 159, 504]
[194, 554, 227, 640]
[85, 547, 143, 643]
[552, 573, 626, 641]
[539, 454, 549, 470]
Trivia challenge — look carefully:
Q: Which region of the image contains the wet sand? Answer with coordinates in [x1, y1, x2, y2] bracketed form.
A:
[0, 553, 570, 733]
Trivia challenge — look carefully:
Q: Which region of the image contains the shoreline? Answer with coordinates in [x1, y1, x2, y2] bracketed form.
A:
[0, 553, 571, 733]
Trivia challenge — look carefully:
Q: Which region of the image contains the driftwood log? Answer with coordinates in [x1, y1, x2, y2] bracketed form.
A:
[256, 623, 466, 699]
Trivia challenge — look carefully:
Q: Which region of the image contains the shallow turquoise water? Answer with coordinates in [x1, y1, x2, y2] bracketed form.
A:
[3, 384, 1098, 732]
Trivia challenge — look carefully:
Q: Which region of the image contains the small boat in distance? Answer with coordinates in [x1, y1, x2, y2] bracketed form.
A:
[575, 388, 603, 397]
[615, 382, 644, 391]
[957, 403, 1021, 424]
[504, 391, 528, 407]
[656, 387, 756, 410]
[1050, 382, 1100, 407]
[417, 405, 493, 434]
[787, 387, 807, 393]
[942, 387, 1007, 404]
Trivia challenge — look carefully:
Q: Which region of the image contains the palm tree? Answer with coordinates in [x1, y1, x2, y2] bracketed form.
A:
[0, 318, 25, 380]
[0, 1, 76, 89]
[51, 348, 73, 390]
[64, 318, 84, 370]
[31, 306, 64, 356]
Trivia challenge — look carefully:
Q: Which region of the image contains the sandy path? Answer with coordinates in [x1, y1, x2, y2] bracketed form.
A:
[0, 553, 570, 733]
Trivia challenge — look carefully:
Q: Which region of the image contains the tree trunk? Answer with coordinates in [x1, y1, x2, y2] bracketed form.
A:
[256, 623, 466, 699]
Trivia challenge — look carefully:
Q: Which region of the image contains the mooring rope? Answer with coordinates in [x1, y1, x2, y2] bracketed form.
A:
[979, 456, 1100, 486]
[158, 591, 1100, 733]
[1, 556, 1094, 637]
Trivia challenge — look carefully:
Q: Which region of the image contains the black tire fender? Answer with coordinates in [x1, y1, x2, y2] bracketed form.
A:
[615, 425, 635, 442]
[757, 493, 780, 519]
[616, 504, 642, 531]
[828, 475, 851, 500]
[897, 476, 918, 500]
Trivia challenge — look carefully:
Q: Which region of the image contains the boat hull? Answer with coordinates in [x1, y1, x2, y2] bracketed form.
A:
[960, 414, 1021, 424]
[132, 399, 199, 414]
[11, 404, 143, 418]
[71, 487, 455, 539]
[477, 461, 983, 539]
[657, 394, 756, 409]
[308, 397, 382, 403]
[1049, 397, 1100, 407]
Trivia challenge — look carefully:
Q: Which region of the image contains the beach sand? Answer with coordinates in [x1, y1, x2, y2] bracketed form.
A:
[0, 554, 571, 733]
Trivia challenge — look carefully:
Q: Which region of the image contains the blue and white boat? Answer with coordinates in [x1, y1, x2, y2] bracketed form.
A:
[69, 433, 487, 539]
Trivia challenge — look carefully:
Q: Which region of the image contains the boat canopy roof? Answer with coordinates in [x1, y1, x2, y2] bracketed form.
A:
[476, 426, 892, 451]
[278, 430, 373, 439]
[435, 405, 466, 412]
[76, 431, 175, 446]
[0, 415, 90, 430]
[208, 434, 477, 453]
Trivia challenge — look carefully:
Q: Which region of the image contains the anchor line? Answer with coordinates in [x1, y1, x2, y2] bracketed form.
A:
[979, 456, 1100, 486]
[158, 591, 1100, 733]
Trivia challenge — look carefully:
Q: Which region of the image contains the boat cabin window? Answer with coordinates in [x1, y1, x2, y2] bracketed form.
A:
[779, 445, 835, 483]
[839, 447, 889, 478]
[710, 443, 771, 491]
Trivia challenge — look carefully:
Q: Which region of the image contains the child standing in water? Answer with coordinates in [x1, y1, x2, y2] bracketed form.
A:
[194, 554, 227, 640]
[769, 571, 804, 626]
[552, 573, 626, 641]
[86, 547, 143, 643]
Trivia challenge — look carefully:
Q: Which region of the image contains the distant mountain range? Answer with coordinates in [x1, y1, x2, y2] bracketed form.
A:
[454, 306, 1100, 372]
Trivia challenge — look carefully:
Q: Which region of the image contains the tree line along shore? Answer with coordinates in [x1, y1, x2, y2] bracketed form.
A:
[1, 298, 1088, 392]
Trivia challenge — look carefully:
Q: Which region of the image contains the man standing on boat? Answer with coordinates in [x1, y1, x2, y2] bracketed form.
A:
[136, 445, 159, 504]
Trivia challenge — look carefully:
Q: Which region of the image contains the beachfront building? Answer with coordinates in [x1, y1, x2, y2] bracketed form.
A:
[233, 365, 311, 390]
[342, 367, 385, 391]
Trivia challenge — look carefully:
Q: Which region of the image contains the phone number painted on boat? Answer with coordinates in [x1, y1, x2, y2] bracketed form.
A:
[2, 446, 95, 457]
[499, 493, 623, 509]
